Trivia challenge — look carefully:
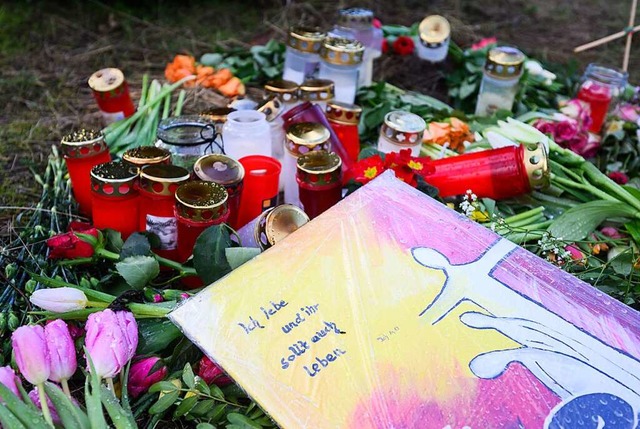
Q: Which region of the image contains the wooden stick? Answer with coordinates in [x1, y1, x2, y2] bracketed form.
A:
[623, 0, 638, 71]
[574, 24, 640, 52]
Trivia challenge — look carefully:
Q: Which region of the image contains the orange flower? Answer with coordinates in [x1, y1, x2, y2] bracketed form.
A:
[217, 76, 245, 97]
[422, 117, 474, 153]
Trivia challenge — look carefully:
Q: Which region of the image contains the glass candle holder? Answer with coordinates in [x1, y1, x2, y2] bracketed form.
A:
[88, 68, 135, 124]
[222, 110, 272, 160]
[257, 97, 285, 163]
[60, 129, 112, 216]
[175, 181, 229, 263]
[281, 101, 353, 175]
[377, 111, 426, 157]
[90, 162, 139, 239]
[326, 101, 362, 163]
[299, 79, 335, 111]
[122, 146, 171, 169]
[577, 64, 628, 133]
[193, 154, 244, 230]
[475, 46, 525, 117]
[236, 155, 282, 229]
[416, 15, 451, 63]
[283, 122, 331, 207]
[282, 27, 326, 84]
[329, 8, 380, 87]
[264, 80, 300, 116]
[318, 37, 365, 105]
[199, 107, 236, 135]
[156, 115, 220, 170]
[139, 164, 191, 261]
[297, 151, 342, 219]
[424, 143, 549, 199]
[236, 204, 309, 250]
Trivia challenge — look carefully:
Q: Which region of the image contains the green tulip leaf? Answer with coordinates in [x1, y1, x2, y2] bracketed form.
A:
[44, 382, 90, 429]
[116, 255, 160, 290]
[0, 403, 27, 429]
[100, 385, 137, 429]
[0, 384, 49, 428]
[84, 350, 108, 428]
[137, 318, 182, 355]
[225, 247, 260, 270]
[547, 201, 639, 241]
[193, 225, 232, 285]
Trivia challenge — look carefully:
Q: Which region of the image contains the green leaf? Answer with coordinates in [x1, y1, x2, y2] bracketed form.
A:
[116, 255, 160, 289]
[227, 412, 262, 428]
[173, 395, 198, 418]
[190, 399, 215, 416]
[197, 423, 216, 429]
[0, 403, 27, 429]
[193, 225, 233, 284]
[206, 403, 227, 421]
[209, 384, 225, 401]
[137, 318, 182, 355]
[168, 337, 201, 372]
[0, 384, 48, 428]
[149, 381, 179, 394]
[44, 382, 90, 429]
[194, 378, 210, 396]
[200, 53, 224, 66]
[626, 220, 640, 248]
[100, 385, 137, 429]
[76, 231, 99, 248]
[104, 229, 124, 253]
[182, 363, 196, 389]
[149, 390, 179, 414]
[121, 233, 151, 258]
[225, 247, 260, 269]
[609, 249, 634, 276]
[547, 201, 639, 241]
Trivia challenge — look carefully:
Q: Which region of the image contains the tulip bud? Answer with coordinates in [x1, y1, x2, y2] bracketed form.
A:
[12, 325, 50, 385]
[85, 309, 138, 379]
[197, 356, 232, 386]
[0, 366, 20, 402]
[44, 320, 77, 383]
[128, 357, 168, 398]
[30, 287, 88, 313]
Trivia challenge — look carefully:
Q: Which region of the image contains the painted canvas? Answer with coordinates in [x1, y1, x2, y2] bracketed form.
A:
[170, 170, 640, 429]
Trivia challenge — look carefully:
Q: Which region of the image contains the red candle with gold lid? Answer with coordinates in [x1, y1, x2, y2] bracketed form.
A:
[193, 154, 244, 229]
[325, 101, 362, 163]
[90, 162, 139, 239]
[122, 146, 171, 169]
[296, 151, 343, 219]
[88, 68, 136, 124]
[138, 164, 191, 260]
[61, 129, 112, 216]
[175, 181, 229, 263]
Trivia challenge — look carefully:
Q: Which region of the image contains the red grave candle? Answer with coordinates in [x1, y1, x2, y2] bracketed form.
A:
[138, 165, 191, 261]
[326, 101, 362, 163]
[193, 154, 244, 230]
[61, 130, 112, 216]
[88, 68, 136, 124]
[122, 146, 172, 169]
[576, 64, 628, 133]
[296, 151, 343, 219]
[423, 143, 549, 200]
[90, 162, 139, 240]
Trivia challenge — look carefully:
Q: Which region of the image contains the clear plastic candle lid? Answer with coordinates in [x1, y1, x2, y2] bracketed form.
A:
[338, 8, 374, 26]
[157, 115, 215, 146]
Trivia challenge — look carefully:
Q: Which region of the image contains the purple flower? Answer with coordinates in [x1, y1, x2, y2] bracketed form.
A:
[619, 103, 640, 122]
[12, 325, 50, 385]
[0, 366, 20, 402]
[44, 320, 77, 383]
[128, 357, 168, 398]
[534, 120, 556, 136]
[553, 120, 579, 142]
[85, 309, 138, 379]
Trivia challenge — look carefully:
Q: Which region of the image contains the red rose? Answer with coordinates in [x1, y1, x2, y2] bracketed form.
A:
[197, 356, 233, 386]
[392, 36, 415, 56]
[46, 224, 98, 260]
[608, 171, 629, 185]
[382, 38, 389, 54]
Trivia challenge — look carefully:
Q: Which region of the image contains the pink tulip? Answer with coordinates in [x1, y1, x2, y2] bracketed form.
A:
[0, 366, 20, 402]
[44, 320, 77, 383]
[128, 357, 168, 398]
[565, 244, 585, 261]
[12, 325, 50, 385]
[85, 309, 138, 379]
[601, 226, 626, 239]
[197, 356, 233, 386]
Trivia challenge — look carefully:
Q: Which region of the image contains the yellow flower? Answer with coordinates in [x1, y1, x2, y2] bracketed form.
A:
[408, 160, 423, 170]
[470, 210, 490, 222]
[364, 166, 379, 179]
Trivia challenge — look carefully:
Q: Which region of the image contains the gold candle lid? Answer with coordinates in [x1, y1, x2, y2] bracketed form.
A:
[338, 8, 374, 27]
[320, 37, 365, 66]
[88, 68, 125, 93]
[254, 204, 310, 251]
[139, 164, 191, 196]
[326, 101, 362, 125]
[380, 111, 426, 146]
[287, 27, 325, 54]
[90, 162, 138, 197]
[418, 15, 451, 47]
[199, 107, 236, 123]
[299, 79, 335, 103]
[485, 46, 525, 79]
[264, 80, 299, 103]
[175, 181, 228, 222]
[193, 154, 245, 196]
[123, 146, 171, 167]
[60, 129, 109, 159]
[285, 122, 331, 157]
[523, 142, 550, 190]
[257, 96, 283, 122]
[296, 150, 342, 187]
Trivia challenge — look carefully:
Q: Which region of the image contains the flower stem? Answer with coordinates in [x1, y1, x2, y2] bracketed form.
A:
[106, 377, 115, 392]
[154, 254, 197, 276]
[86, 301, 110, 308]
[503, 207, 545, 225]
[96, 248, 120, 261]
[552, 175, 620, 202]
[37, 383, 54, 427]
[128, 303, 172, 317]
[61, 379, 71, 398]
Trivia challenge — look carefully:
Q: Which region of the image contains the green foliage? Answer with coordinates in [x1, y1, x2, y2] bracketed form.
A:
[116, 256, 161, 290]
[193, 225, 233, 284]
